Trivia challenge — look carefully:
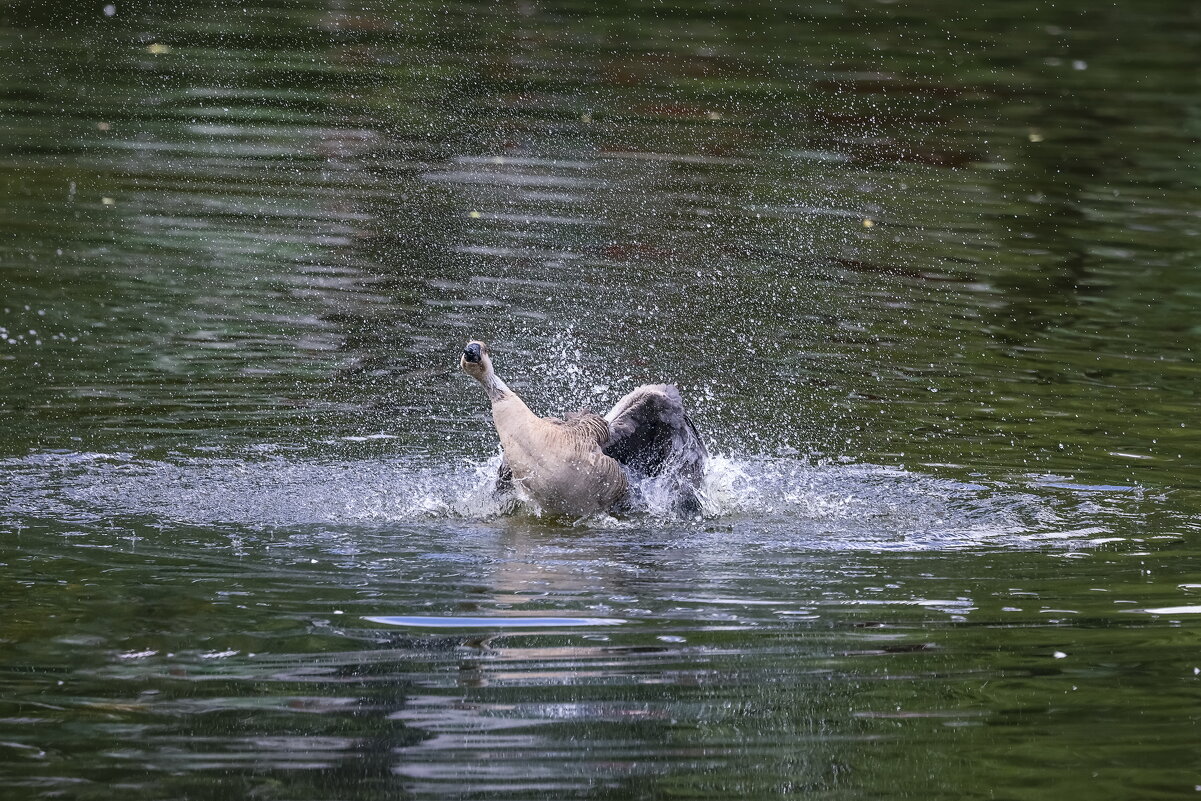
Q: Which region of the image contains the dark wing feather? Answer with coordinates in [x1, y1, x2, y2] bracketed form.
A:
[602, 384, 707, 513]
[496, 458, 513, 491]
[492, 458, 521, 514]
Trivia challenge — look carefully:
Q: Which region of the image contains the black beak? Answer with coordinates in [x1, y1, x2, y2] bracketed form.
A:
[463, 343, 482, 363]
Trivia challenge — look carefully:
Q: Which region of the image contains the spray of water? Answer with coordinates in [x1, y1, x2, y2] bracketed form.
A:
[0, 449, 1140, 550]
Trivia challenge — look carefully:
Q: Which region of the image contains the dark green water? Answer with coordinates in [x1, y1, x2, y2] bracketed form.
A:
[3, 1, 1201, 798]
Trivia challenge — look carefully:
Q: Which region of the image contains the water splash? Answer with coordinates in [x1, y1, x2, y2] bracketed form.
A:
[0, 449, 1140, 550]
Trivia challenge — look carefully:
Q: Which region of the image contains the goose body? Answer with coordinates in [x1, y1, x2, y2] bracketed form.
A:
[460, 341, 707, 518]
[492, 391, 627, 516]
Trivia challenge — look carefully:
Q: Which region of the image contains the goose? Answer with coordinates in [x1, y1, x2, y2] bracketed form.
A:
[460, 340, 707, 518]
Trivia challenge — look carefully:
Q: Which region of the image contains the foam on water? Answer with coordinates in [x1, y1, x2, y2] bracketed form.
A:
[0, 449, 1143, 550]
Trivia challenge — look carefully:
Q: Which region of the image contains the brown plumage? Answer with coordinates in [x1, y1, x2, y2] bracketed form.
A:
[460, 340, 707, 518]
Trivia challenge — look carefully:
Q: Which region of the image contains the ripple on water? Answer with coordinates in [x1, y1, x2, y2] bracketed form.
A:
[364, 616, 628, 628]
[0, 449, 1143, 551]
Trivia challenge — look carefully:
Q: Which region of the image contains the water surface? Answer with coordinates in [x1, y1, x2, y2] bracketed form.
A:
[3, 0, 1201, 798]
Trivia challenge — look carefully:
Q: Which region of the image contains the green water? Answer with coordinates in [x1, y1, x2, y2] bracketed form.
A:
[2, 1, 1201, 798]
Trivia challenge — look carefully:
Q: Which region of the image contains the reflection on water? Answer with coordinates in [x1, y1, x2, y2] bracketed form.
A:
[3, 0, 1201, 797]
[2, 446, 1195, 798]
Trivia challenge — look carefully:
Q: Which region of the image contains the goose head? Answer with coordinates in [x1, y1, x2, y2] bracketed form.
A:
[460, 340, 493, 382]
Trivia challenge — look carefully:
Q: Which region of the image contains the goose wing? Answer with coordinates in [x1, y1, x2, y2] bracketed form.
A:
[602, 384, 707, 483]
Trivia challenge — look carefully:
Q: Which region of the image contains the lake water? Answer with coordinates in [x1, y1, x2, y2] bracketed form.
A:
[2, 0, 1200, 798]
